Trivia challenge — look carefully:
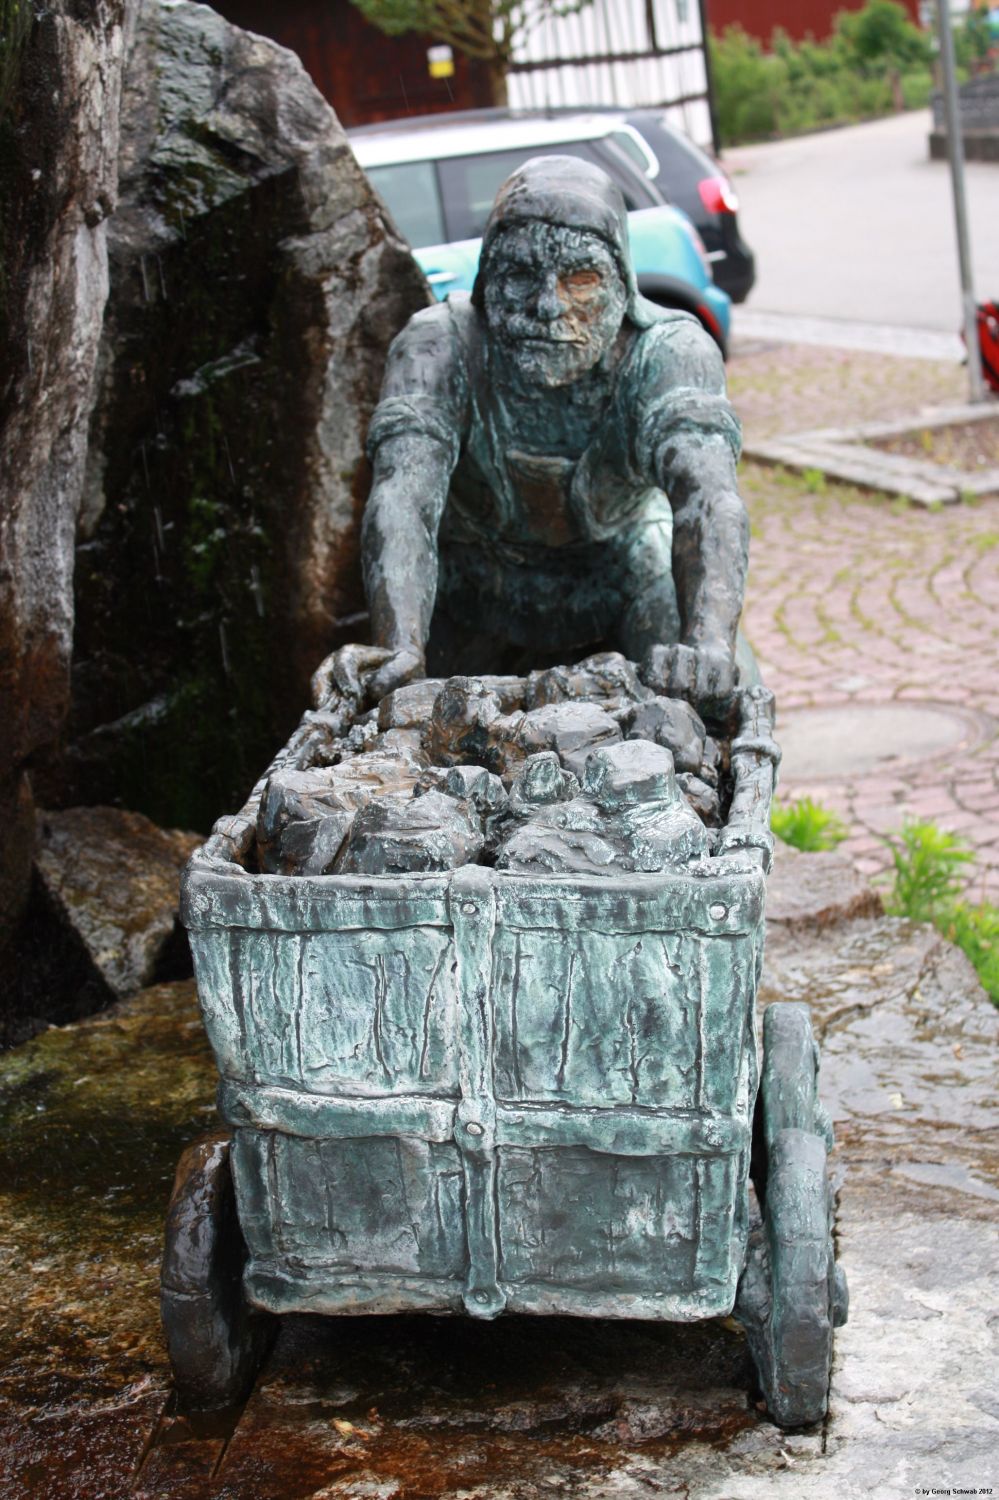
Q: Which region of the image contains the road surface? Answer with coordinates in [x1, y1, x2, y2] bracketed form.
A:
[723, 109, 999, 334]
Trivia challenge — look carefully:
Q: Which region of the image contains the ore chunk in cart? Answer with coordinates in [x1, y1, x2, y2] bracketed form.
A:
[524, 651, 648, 713]
[497, 739, 709, 875]
[624, 696, 706, 773]
[338, 789, 484, 874]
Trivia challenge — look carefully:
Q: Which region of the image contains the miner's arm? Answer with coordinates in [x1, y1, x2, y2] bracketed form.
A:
[358, 306, 467, 697]
[361, 431, 454, 676]
[637, 321, 748, 708]
[662, 432, 748, 698]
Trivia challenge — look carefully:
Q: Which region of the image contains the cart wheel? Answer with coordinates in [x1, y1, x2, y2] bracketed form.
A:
[161, 1136, 274, 1410]
[737, 1003, 847, 1428]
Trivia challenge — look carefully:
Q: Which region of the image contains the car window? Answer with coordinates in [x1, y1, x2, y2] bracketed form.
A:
[629, 116, 714, 221]
[367, 161, 445, 249]
[590, 139, 662, 209]
[438, 141, 615, 242]
[610, 129, 651, 176]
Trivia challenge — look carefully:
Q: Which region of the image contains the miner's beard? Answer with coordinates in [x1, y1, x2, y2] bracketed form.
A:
[501, 333, 605, 388]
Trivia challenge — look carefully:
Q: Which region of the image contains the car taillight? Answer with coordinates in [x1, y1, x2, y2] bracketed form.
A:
[698, 175, 739, 215]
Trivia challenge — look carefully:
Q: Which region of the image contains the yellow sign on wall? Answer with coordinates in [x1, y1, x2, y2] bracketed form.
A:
[428, 44, 455, 79]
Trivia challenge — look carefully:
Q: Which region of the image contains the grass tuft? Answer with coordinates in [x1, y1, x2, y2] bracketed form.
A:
[771, 797, 849, 852]
[882, 820, 998, 1005]
[882, 820, 973, 923]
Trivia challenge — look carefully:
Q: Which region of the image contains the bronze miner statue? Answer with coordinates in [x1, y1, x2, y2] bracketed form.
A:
[361, 154, 752, 709]
[165, 155, 847, 1434]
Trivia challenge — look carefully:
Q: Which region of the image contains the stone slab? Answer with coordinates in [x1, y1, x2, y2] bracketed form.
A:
[793, 401, 999, 444]
[746, 441, 960, 505]
[746, 399, 999, 505]
[766, 845, 882, 928]
[0, 980, 218, 1500]
[731, 310, 965, 362]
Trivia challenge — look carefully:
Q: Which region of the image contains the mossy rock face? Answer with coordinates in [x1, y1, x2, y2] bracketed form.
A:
[57, 0, 429, 832]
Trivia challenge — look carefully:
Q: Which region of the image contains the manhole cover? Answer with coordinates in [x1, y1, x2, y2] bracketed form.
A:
[778, 702, 984, 782]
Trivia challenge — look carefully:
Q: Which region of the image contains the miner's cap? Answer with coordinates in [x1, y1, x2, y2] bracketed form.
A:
[471, 154, 654, 326]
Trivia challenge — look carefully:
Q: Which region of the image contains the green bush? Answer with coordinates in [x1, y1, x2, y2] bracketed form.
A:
[900, 68, 934, 110]
[710, 0, 946, 146]
[771, 796, 849, 852]
[941, 901, 999, 1005]
[711, 27, 786, 145]
[882, 820, 998, 1006]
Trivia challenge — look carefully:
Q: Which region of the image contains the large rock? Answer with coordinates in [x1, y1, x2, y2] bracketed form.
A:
[35, 806, 201, 997]
[53, 0, 429, 832]
[0, 0, 131, 964]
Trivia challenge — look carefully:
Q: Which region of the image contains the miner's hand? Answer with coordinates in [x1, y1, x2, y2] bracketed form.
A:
[644, 641, 737, 715]
[365, 646, 426, 704]
[310, 642, 425, 710]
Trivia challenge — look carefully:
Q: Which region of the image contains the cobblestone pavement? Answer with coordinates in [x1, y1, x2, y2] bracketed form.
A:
[731, 341, 999, 897]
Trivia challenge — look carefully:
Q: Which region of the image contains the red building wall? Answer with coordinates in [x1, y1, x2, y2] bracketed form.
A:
[212, 0, 494, 125]
[706, 0, 921, 44]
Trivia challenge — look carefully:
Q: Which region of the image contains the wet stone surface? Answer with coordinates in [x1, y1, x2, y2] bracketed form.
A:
[1, 854, 997, 1497]
[0, 981, 218, 1500]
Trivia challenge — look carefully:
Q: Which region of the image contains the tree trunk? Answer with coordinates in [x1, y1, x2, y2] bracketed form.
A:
[488, 55, 510, 106]
[890, 67, 904, 111]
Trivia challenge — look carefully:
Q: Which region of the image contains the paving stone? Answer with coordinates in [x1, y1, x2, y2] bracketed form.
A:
[767, 844, 883, 928]
[739, 344, 999, 898]
[747, 440, 960, 505]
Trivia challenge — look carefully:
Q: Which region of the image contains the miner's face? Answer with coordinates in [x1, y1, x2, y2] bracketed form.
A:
[483, 222, 627, 387]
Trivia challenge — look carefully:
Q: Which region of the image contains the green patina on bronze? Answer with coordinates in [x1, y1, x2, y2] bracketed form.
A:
[170, 157, 846, 1430]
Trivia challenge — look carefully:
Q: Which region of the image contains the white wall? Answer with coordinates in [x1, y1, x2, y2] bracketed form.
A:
[506, 0, 714, 148]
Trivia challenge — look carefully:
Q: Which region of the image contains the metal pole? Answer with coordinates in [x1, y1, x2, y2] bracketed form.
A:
[935, 0, 986, 402]
[697, 0, 722, 157]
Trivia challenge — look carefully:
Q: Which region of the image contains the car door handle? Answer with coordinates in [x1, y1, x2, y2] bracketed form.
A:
[426, 270, 457, 285]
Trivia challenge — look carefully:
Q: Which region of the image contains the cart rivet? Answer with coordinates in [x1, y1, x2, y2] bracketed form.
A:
[465, 1121, 484, 1136]
[461, 901, 478, 915]
[709, 903, 728, 921]
[473, 1290, 489, 1303]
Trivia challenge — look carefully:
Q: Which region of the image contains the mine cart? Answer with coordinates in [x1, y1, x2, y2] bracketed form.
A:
[163, 674, 847, 1429]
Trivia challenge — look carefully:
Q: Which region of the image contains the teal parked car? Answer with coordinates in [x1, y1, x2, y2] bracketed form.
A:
[349, 115, 732, 357]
